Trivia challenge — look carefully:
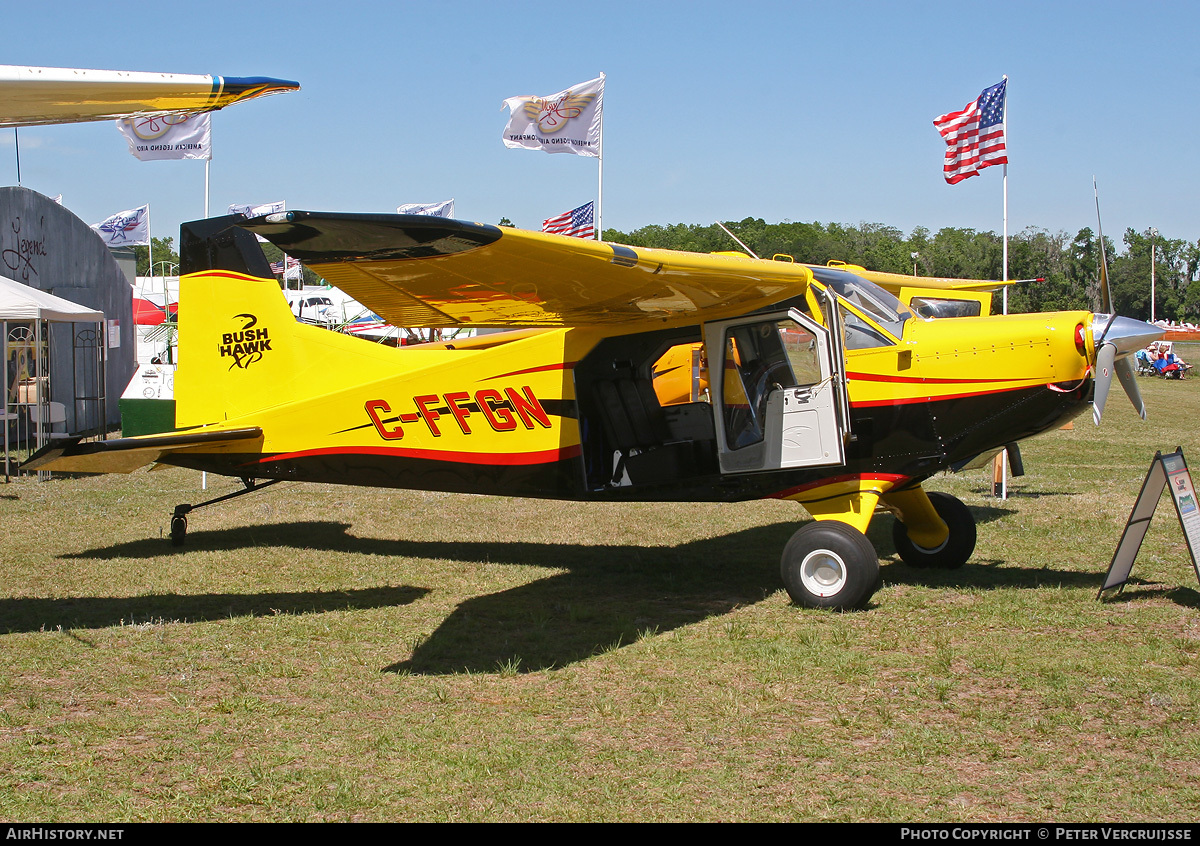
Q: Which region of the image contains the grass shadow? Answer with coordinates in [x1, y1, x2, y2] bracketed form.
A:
[0, 585, 430, 635]
[65, 518, 795, 674]
[1098, 582, 1200, 609]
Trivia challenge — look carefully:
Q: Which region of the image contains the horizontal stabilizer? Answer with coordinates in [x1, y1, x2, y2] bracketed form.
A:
[22, 427, 262, 474]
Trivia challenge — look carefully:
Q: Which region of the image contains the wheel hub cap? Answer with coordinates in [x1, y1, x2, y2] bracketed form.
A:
[800, 549, 848, 597]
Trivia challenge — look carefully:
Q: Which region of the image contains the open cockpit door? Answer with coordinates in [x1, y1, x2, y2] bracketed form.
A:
[704, 308, 848, 474]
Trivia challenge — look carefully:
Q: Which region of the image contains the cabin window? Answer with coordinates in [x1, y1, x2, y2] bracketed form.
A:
[840, 304, 897, 350]
[909, 296, 983, 318]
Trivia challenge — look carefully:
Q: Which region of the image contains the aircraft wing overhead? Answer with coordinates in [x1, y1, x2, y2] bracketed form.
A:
[240, 212, 811, 328]
[0, 65, 300, 128]
[837, 266, 1009, 293]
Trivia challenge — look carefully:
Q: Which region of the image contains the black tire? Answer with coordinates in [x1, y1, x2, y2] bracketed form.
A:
[781, 521, 880, 609]
[892, 491, 976, 570]
[170, 515, 187, 547]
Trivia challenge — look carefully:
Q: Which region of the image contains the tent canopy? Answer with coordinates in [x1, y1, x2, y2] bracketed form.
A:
[0, 273, 104, 322]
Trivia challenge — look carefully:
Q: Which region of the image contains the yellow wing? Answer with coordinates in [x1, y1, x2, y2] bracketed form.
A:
[0, 65, 299, 128]
[818, 261, 1009, 294]
[241, 212, 813, 328]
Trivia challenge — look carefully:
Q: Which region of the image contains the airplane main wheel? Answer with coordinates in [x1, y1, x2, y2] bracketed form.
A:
[892, 492, 976, 570]
[781, 521, 880, 610]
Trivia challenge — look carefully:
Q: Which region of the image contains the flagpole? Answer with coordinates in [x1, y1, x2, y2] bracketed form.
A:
[1001, 75, 1009, 317]
[596, 71, 605, 240]
[147, 205, 153, 290]
[1000, 74, 1009, 501]
[202, 133, 210, 493]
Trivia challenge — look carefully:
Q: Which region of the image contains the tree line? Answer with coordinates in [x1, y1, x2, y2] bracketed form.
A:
[601, 219, 1200, 321]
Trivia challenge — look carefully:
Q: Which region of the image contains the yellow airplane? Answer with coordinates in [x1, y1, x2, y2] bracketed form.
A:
[27, 212, 1162, 610]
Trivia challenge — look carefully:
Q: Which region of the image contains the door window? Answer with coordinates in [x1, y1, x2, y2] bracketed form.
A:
[721, 319, 821, 450]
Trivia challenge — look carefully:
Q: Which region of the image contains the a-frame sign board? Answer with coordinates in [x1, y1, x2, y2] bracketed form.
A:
[1100, 448, 1200, 596]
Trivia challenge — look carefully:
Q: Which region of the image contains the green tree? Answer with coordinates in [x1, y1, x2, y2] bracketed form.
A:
[1005, 228, 1086, 314]
[132, 237, 180, 277]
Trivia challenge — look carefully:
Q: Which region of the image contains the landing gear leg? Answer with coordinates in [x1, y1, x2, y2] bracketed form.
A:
[886, 489, 976, 570]
[167, 478, 280, 547]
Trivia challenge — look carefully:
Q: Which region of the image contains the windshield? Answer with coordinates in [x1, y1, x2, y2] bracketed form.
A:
[809, 266, 912, 339]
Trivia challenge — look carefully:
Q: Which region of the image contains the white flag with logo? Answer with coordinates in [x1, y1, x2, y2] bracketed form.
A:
[117, 112, 212, 161]
[228, 201, 285, 218]
[229, 201, 285, 241]
[502, 74, 604, 157]
[91, 205, 150, 246]
[397, 199, 455, 217]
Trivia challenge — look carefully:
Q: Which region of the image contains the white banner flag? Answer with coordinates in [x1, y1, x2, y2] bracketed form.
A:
[228, 201, 285, 218]
[229, 201, 285, 241]
[117, 112, 212, 161]
[397, 199, 455, 217]
[502, 74, 604, 157]
[91, 205, 150, 247]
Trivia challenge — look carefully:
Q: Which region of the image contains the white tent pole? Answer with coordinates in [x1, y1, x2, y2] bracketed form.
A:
[34, 317, 43, 456]
[3, 320, 8, 481]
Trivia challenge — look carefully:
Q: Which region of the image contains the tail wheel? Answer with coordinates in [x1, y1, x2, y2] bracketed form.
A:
[892, 491, 976, 570]
[781, 521, 880, 610]
[170, 514, 187, 547]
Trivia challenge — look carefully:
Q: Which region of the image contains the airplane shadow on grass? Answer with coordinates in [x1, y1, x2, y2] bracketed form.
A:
[0, 584, 430, 636]
[31, 507, 1165, 674]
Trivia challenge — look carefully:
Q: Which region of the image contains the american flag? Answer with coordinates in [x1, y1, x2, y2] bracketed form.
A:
[933, 79, 1007, 185]
[270, 255, 302, 280]
[542, 201, 595, 239]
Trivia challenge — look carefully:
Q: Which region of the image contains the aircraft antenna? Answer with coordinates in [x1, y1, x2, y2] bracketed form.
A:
[1093, 176, 1112, 315]
[715, 221, 760, 259]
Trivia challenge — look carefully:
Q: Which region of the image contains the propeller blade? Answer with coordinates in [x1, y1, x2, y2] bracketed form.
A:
[1092, 342, 1116, 426]
[1115, 355, 1147, 420]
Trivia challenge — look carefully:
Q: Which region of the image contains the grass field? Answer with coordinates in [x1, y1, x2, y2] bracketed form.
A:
[2, 365, 1199, 822]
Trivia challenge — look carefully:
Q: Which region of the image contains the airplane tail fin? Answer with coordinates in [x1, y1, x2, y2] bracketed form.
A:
[173, 268, 402, 428]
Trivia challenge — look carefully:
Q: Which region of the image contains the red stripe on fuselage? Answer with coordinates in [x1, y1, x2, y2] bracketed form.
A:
[849, 382, 1039, 408]
[846, 371, 1031, 385]
[247, 443, 582, 468]
[484, 362, 577, 380]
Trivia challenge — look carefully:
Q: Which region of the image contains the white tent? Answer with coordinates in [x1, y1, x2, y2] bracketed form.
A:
[0, 273, 104, 322]
[1, 274, 105, 479]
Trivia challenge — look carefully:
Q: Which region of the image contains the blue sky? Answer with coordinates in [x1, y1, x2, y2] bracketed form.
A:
[1, 0, 1196, 254]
